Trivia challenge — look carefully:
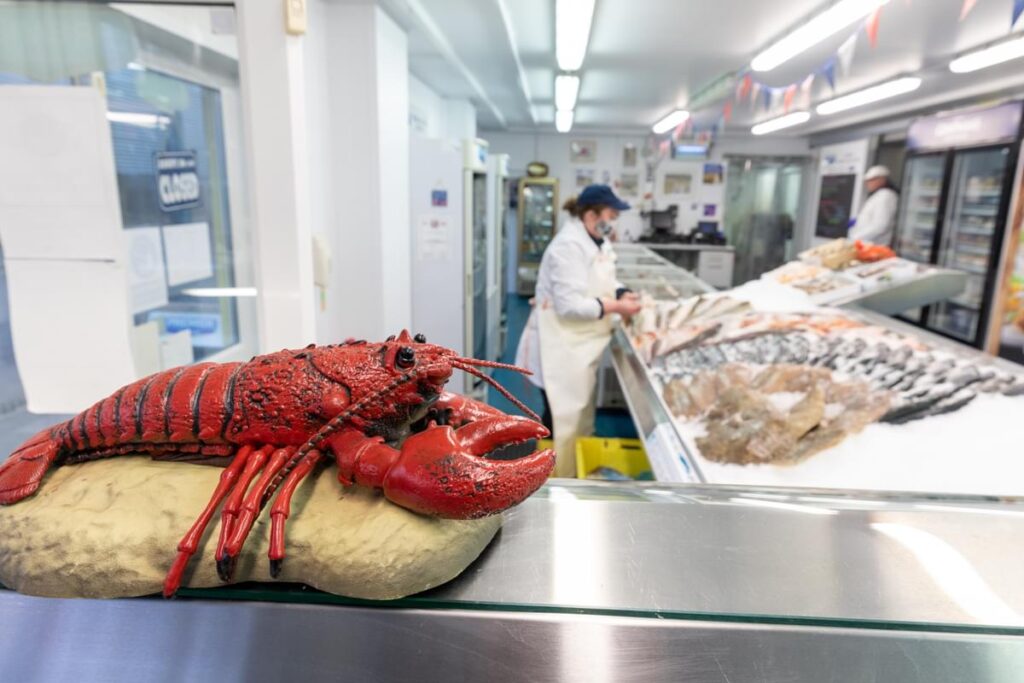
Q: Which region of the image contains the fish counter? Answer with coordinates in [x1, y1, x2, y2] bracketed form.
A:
[2, 480, 1024, 681]
[613, 287, 1024, 495]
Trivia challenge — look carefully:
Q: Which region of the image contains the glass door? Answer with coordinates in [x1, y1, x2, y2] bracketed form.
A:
[895, 153, 946, 263]
[0, 241, 25, 415]
[723, 156, 806, 285]
[928, 146, 1011, 343]
[472, 171, 488, 362]
[894, 153, 946, 323]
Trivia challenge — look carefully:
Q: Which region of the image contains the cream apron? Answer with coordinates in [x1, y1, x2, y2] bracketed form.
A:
[537, 248, 618, 477]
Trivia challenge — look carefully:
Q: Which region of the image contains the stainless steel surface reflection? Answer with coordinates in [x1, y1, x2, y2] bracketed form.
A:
[424, 480, 1024, 629]
[0, 594, 1023, 683]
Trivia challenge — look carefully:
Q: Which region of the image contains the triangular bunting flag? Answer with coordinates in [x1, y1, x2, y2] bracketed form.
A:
[822, 59, 837, 92]
[751, 81, 763, 108]
[783, 84, 798, 113]
[800, 74, 816, 109]
[865, 8, 882, 48]
[762, 86, 773, 111]
[738, 73, 753, 102]
[723, 100, 733, 123]
[672, 121, 686, 143]
[837, 33, 858, 75]
[1015, 0, 1024, 28]
[960, 0, 978, 20]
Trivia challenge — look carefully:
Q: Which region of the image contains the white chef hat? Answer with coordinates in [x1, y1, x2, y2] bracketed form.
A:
[864, 165, 890, 180]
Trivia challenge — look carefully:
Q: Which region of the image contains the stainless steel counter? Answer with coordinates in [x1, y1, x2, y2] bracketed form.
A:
[2, 480, 1024, 681]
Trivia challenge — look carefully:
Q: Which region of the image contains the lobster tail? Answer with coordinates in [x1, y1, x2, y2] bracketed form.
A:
[0, 428, 64, 505]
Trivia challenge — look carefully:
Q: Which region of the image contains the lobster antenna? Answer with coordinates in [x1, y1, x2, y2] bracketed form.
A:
[453, 362, 542, 422]
[458, 357, 533, 375]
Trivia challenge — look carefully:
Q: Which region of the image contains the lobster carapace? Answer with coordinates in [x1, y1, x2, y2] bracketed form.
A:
[0, 330, 554, 597]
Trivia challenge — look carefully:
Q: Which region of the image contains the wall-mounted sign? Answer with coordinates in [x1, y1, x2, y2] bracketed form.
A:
[816, 174, 856, 239]
[155, 151, 201, 212]
[907, 101, 1024, 152]
[431, 189, 448, 207]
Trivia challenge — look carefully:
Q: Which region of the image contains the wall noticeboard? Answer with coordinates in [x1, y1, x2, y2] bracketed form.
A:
[815, 174, 856, 239]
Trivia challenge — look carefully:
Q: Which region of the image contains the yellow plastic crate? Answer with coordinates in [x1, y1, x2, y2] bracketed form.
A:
[575, 437, 652, 481]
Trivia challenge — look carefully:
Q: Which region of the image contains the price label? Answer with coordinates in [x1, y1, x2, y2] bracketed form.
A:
[644, 423, 701, 483]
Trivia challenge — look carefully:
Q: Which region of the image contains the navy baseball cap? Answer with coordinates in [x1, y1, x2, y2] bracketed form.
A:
[578, 184, 631, 211]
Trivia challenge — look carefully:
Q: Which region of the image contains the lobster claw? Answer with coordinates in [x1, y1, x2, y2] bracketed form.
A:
[382, 416, 554, 519]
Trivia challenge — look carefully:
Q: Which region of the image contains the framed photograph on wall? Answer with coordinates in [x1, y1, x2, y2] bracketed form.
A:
[575, 168, 595, 188]
[570, 139, 597, 163]
[618, 173, 639, 197]
[623, 144, 637, 168]
[663, 173, 692, 195]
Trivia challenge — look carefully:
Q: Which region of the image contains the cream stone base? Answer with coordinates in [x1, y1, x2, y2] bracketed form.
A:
[0, 458, 501, 600]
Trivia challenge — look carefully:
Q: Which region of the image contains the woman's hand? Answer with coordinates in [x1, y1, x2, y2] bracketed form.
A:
[601, 294, 642, 320]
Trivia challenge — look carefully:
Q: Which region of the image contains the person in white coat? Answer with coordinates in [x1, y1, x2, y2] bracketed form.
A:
[515, 184, 641, 477]
[849, 165, 900, 246]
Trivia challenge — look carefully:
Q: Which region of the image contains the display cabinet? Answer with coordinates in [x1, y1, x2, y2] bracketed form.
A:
[515, 177, 559, 296]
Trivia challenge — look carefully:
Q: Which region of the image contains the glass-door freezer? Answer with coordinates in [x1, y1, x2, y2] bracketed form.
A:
[894, 153, 947, 323]
[929, 146, 1012, 343]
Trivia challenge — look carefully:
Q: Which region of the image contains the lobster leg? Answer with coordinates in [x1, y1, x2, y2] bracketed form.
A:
[268, 449, 324, 577]
[163, 445, 257, 598]
[218, 446, 295, 581]
[215, 445, 275, 564]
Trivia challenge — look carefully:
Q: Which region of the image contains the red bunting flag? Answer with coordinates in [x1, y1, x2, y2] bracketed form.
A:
[723, 100, 733, 123]
[738, 73, 753, 102]
[672, 121, 686, 142]
[783, 84, 798, 113]
[865, 8, 882, 48]
[960, 0, 978, 20]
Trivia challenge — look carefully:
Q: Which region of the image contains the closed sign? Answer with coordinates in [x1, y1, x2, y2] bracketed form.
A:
[155, 151, 201, 212]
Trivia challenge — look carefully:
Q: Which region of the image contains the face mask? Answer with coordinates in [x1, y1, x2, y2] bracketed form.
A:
[595, 220, 614, 237]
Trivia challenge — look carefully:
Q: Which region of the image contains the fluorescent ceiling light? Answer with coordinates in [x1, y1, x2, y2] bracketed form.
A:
[555, 109, 574, 133]
[106, 111, 171, 128]
[556, 0, 596, 71]
[751, 0, 890, 72]
[816, 76, 921, 115]
[555, 74, 581, 111]
[181, 287, 258, 298]
[950, 35, 1024, 73]
[652, 109, 689, 134]
[751, 111, 811, 135]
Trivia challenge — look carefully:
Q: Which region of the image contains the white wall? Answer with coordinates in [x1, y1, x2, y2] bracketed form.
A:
[409, 74, 444, 138]
[307, 2, 412, 343]
[484, 131, 649, 240]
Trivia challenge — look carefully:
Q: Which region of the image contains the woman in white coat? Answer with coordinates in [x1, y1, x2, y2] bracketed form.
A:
[515, 185, 641, 477]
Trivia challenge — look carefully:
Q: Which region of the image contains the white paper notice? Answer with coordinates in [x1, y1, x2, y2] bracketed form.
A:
[417, 214, 451, 260]
[163, 221, 214, 286]
[125, 227, 169, 314]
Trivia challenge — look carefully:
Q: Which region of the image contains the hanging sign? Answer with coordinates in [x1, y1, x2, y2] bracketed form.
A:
[907, 101, 1024, 151]
[155, 151, 201, 212]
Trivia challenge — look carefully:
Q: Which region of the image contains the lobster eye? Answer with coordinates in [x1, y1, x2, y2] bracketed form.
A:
[414, 333, 427, 344]
[396, 346, 415, 369]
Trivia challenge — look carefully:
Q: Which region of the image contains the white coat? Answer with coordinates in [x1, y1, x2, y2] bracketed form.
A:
[849, 186, 899, 246]
[515, 217, 618, 389]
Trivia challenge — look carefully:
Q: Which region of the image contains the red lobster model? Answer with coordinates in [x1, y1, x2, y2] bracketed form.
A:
[0, 331, 554, 597]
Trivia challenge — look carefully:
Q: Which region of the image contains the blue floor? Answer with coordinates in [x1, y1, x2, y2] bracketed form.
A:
[486, 294, 637, 439]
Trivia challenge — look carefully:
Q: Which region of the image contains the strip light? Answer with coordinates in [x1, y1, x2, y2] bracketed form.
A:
[106, 111, 171, 128]
[950, 35, 1024, 73]
[556, 0, 596, 71]
[751, 0, 889, 72]
[555, 74, 581, 111]
[816, 76, 921, 115]
[751, 111, 811, 135]
[181, 287, 258, 298]
[652, 109, 689, 134]
[555, 109, 574, 133]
